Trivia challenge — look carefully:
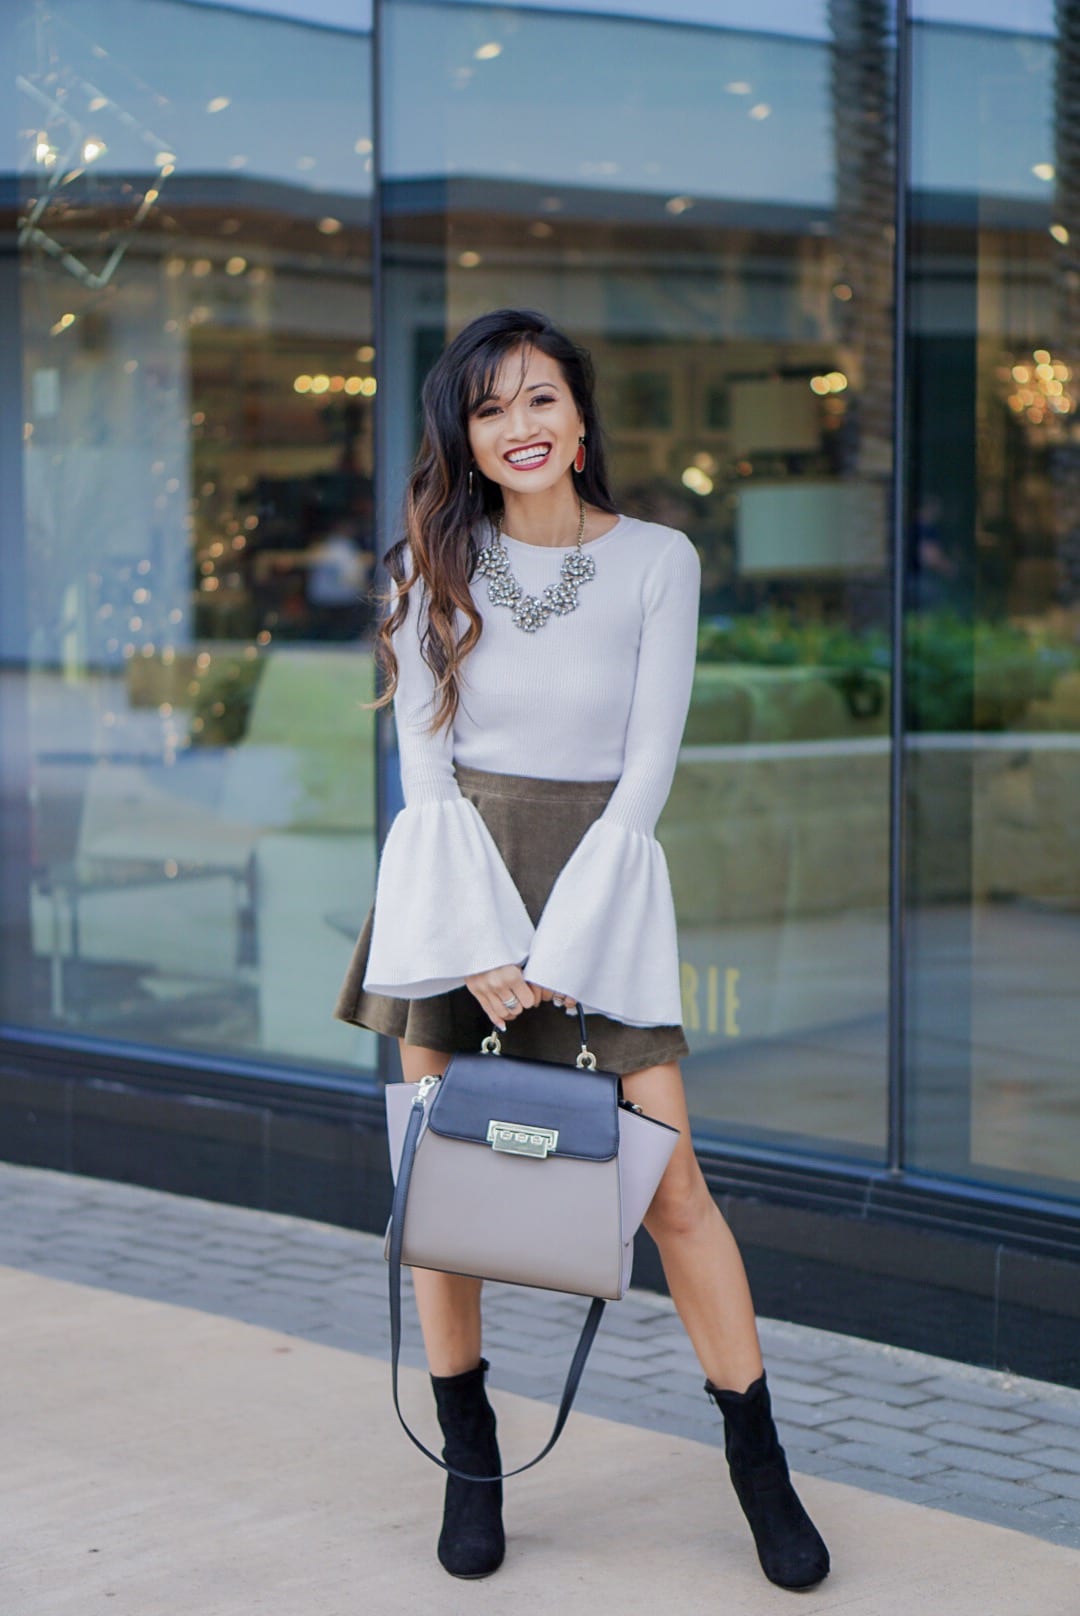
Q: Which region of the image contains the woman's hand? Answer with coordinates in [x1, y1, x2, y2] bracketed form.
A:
[465, 965, 538, 1031]
[528, 984, 579, 1012]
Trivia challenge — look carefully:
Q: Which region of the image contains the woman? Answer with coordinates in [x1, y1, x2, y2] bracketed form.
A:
[333, 308, 830, 1591]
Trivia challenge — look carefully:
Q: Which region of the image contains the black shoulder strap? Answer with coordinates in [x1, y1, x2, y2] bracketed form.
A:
[387, 1088, 606, 1483]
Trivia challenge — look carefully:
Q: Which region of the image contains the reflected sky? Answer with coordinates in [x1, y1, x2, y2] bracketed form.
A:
[911, 0, 1052, 32]
[8, 0, 1065, 206]
[15, 0, 372, 196]
[912, 21, 1052, 196]
[384, 2, 834, 204]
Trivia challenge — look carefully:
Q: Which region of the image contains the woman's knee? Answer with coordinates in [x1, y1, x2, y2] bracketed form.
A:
[644, 1159, 717, 1242]
[397, 1040, 452, 1082]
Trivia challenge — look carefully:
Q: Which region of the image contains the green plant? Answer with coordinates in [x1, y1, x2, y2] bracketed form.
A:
[189, 655, 267, 746]
[904, 611, 1075, 731]
[697, 608, 1080, 732]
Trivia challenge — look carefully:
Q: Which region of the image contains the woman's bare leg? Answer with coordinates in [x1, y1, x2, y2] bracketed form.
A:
[622, 1058, 764, 1392]
[397, 1039, 484, 1376]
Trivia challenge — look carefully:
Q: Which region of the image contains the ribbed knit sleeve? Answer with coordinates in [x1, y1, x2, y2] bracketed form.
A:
[521, 533, 701, 1026]
[360, 568, 535, 998]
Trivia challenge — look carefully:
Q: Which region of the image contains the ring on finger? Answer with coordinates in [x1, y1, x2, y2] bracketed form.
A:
[501, 994, 519, 1010]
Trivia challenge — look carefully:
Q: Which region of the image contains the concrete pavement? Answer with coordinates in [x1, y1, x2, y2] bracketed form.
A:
[5, 1266, 1080, 1616]
[4, 1162, 1080, 1612]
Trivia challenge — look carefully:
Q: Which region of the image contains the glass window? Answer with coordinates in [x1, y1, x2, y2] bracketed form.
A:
[906, 5, 1080, 1195]
[4, 0, 377, 1075]
[381, 0, 898, 1159]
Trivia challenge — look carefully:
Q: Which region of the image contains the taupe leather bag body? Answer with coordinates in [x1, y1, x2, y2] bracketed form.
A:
[384, 1008, 679, 1481]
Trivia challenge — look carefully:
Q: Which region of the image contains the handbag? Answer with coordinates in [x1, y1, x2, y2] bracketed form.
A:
[383, 1005, 680, 1481]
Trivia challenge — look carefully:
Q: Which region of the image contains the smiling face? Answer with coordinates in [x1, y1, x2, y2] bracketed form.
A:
[466, 343, 585, 499]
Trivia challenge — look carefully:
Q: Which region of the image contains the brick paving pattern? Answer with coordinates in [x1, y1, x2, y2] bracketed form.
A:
[3, 1161, 1080, 1550]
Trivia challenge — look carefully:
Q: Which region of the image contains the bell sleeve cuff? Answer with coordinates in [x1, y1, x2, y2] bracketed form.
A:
[521, 819, 683, 1028]
[361, 796, 536, 998]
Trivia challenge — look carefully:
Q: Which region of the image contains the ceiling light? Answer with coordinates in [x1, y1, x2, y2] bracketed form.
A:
[681, 467, 713, 496]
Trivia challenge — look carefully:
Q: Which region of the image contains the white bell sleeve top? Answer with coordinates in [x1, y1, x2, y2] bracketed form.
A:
[358, 574, 536, 998]
[360, 516, 701, 1027]
[519, 530, 699, 1026]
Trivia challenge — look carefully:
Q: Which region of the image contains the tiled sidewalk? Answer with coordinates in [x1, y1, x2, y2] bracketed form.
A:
[3, 1160, 1080, 1551]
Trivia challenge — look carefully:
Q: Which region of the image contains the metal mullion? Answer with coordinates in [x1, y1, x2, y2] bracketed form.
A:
[886, 0, 913, 1176]
[371, 0, 390, 1091]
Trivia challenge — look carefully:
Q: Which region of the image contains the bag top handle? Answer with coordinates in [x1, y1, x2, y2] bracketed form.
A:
[480, 1001, 596, 1069]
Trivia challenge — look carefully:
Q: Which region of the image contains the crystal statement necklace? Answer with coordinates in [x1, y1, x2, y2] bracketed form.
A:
[474, 493, 596, 633]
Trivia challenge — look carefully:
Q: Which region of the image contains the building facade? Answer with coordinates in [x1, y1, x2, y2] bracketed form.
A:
[3, 0, 1079, 1382]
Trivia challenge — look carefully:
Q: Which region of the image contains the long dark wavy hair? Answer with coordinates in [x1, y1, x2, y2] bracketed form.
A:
[369, 308, 617, 734]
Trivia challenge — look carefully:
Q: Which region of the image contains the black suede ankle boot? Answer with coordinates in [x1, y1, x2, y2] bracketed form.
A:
[429, 1356, 506, 1579]
[704, 1370, 830, 1590]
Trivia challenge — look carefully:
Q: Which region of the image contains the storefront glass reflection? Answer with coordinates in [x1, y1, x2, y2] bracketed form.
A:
[381, 0, 897, 1158]
[8, 0, 377, 1069]
[7, 0, 1073, 1204]
[906, 3, 1080, 1195]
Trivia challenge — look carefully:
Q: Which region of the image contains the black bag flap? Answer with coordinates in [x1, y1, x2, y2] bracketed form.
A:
[428, 1051, 619, 1162]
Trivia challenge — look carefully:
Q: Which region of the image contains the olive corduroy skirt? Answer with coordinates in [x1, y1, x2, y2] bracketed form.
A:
[332, 763, 689, 1076]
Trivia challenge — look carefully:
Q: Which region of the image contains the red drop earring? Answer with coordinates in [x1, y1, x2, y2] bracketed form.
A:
[574, 438, 586, 474]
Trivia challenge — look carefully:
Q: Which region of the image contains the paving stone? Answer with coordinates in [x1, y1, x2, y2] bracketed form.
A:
[822, 1374, 933, 1406]
[1033, 1470, 1080, 1503]
[1020, 1495, 1080, 1529]
[916, 1444, 1048, 1482]
[906, 1398, 1038, 1433]
[929, 1421, 1048, 1458]
[840, 1474, 957, 1509]
[928, 1468, 1057, 1509]
[761, 1375, 844, 1406]
[1017, 1398, 1080, 1431]
[815, 1352, 935, 1385]
[806, 1456, 900, 1489]
[1016, 1420, 1080, 1452]
[780, 1428, 842, 1456]
[814, 1441, 940, 1480]
[818, 1419, 938, 1454]
[916, 1375, 1032, 1411]
[767, 1398, 854, 1430]
[589, 1333, 677, 1361]
[808, 1395, 936, 1431]
[755, 1323, 856, 1364]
